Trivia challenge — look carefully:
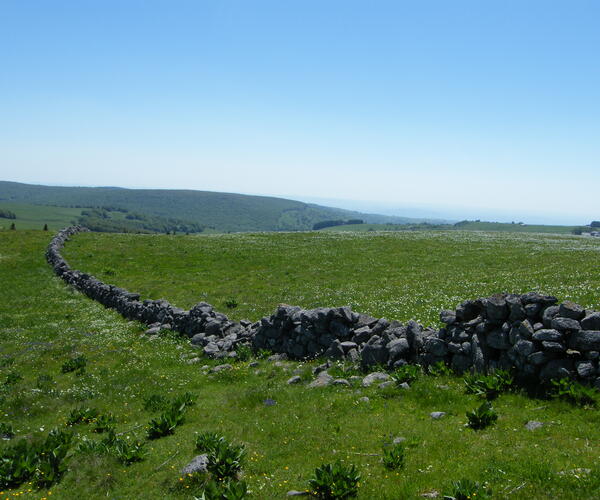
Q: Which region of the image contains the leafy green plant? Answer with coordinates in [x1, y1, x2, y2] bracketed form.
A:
[308, 460, 361, 499]
[427, 361, 453, 377]
[551, 378, 597, 407]
[224, 297, 238, 309]
[66, 406, 99, 426]
[61, 355, 87, 374]
[143, 393, 169, 412]
[200, 478, 249, 499]
[0, 428, 73, 489]
[4, 371, 23, 386]
[172, 392, 197, 409]
[147, 402, 186, 439]
[93, 413, 117, 433]
[391, 364, 421, 385]
[382, 442, 405, 470]
[466, 401, 498, 430]
[0, 422, 14, 439]
[110, 434, 147, 465]
[0, 357, 15, 368]
[195, 431, 224, 453]
[464, 370, 513, 400]
[77, 430, 146, 465]
[235, 344, 253, 362]
[206, 438, 246, 480]
[36, 374, 56, 392]
[446, 479, 492, 500]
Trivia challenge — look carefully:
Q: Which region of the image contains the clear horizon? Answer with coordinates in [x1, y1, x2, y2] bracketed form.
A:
[1, 1, 599, 225]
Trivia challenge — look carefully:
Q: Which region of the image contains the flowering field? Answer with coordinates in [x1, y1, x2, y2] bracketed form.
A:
[64, 230, 600, 326]
[1, 230, 600, 499]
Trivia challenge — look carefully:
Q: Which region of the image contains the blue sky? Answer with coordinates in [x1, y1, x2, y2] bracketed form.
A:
[1, 0, 599, 224]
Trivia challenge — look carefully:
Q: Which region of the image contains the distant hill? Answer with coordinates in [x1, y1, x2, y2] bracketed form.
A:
[0, 181, 432, 233]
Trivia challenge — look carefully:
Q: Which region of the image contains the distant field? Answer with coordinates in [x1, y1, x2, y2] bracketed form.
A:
[0, 202, 81, 230]
[322, 221, 578, 234]
[63, 230, 600, 325]
[2, 230, 600, 499]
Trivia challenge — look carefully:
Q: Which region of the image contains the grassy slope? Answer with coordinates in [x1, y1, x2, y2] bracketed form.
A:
[63, 231, 600, 326]
[2, 231, 600, 499]
[0, 202, 82, 230]
[322, 222, 577, 234]
[0, 181, 421, 232]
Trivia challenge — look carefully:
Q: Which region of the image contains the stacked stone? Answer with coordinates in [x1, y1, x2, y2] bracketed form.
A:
[47, 227, 600, 386]
[252, 304, 436, 369]
[439, 293, 600, 384]
[46, 226, 255, 358]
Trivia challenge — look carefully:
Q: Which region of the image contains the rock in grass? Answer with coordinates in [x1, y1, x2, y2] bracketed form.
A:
[210, 364, 232, 373]
[181, 454, 208, 474]
[430, 411, 446, 419]
[287, 491, 309, 496]
[362, 371, 390, 387]
[525, 420, 544, 431]
[378, 381, 395, 389]
[263, 398, 277, 406]
[287, 375, 302, 385]
[358, 396, 370, 403]
[333, 378, 351, 387]
[308, 372, 334, 388]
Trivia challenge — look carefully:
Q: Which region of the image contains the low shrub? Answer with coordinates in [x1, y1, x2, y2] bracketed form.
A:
[61, 355, 87, 374]
[382, 442, 405, 470]
[551, 378, 597, 407]
[446, 479, 492, 500]
[308, 460, 361, 499]
[466, 401, 498, 430]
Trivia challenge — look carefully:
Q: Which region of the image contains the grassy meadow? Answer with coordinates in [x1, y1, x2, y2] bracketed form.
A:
[63, 230, 600, 326]
[0, 203, 82, 231]
[1, 229, 600, 499]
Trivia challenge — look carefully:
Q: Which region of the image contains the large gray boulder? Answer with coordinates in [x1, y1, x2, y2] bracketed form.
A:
[569, 331, 600, 352]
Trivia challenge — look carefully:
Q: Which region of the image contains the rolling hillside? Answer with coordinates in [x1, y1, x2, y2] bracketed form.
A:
[0, 181, 428, 233]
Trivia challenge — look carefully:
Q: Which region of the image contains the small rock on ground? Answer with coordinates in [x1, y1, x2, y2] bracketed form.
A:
[430, 411, 446, 419]
[210, 364, 233, 373]
[362, 372, 390, 387]
[333, 378, 351, 387]
[287, 375, 302, 385]
[308, 372, 334, 388]
[181, 454, 208, 475]
[525, 420, 544, 431]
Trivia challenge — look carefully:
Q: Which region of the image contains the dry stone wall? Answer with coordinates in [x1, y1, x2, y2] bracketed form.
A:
[47, 227, 600, 388]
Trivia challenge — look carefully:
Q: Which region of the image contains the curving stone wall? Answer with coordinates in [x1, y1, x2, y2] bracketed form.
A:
[47, 227, 600, 388]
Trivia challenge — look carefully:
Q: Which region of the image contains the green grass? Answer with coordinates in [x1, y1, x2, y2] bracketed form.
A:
[0, 202, 82, 230]
[2, 230, 600, 499]
[62, 230, 600, 325]
[322, 221, 578, 234]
